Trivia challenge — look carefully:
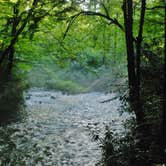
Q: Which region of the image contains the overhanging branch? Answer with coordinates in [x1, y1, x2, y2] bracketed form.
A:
[63, 10, 124, 39]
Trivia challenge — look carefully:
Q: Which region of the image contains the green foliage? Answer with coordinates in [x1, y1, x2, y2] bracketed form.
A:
[0, 0, 161, 94]
[45, 79, 86, 94]
[0, 0, 164, 95]
[0, 0, 164, 71]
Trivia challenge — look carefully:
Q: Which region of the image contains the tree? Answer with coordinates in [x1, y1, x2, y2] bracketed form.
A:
[0, 0, 39, 67]
[160, 0, 166, 157]
[122, 0, 146, 124]
[62, 0, 148, 124]
[0, 0, 75, 69]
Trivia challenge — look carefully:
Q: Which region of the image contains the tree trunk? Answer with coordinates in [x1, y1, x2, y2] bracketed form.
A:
[160, 0, 166, 156]
[135, 0, 146, 100]
[134, 0, 146, 124]
[123, 0, 136, 111]
[123, 0, 136, 91]
[123, 0, 145, 124]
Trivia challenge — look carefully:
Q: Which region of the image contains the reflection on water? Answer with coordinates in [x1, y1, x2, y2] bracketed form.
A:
[0, 88, 130, 165]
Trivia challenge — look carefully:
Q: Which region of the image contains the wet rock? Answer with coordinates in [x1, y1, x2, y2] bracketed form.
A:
[26, 95, 31, 100]
[50, 96, 56, 99]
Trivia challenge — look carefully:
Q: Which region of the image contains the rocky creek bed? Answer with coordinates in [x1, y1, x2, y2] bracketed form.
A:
[0, 88, 130, 165]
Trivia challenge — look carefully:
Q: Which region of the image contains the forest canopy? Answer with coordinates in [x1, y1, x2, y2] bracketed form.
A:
[0, 0, 164, 70]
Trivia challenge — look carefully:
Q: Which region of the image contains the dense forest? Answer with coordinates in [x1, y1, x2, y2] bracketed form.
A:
[0, 0, 165, 165]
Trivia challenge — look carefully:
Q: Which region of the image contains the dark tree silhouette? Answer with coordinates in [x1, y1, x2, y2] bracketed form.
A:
[160, 0, 166, 157]
[123, 0, 146, 124]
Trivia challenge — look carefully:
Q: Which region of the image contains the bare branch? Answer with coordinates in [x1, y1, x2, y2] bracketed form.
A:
[100, 2, 110, 17]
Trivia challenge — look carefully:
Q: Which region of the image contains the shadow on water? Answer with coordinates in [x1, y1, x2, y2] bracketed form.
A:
[0, 65, 26, 125]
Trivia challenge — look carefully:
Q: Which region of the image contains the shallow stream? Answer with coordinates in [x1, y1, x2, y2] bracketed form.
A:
[0, 88, 130, 165]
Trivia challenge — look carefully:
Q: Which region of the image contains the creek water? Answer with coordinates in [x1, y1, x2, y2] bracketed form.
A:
[0, 88, 130, 165]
